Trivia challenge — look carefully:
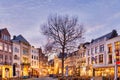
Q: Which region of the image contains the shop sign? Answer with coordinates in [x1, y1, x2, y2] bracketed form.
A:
[116, 61, 120, 64]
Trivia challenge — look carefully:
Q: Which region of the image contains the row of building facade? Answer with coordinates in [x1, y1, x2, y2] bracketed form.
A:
[52, 30, 120, 79]
[0, 28, 48, 79]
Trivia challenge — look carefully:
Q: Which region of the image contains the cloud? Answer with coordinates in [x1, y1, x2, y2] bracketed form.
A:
[107, 12, 120, 21]
[85, 23, 107, 34]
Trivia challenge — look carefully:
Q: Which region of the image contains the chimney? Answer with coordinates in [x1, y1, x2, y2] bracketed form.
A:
[13, 35, 16, 40]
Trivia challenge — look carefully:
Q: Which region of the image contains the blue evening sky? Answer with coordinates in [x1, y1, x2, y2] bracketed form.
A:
[0, 0, 120, 48]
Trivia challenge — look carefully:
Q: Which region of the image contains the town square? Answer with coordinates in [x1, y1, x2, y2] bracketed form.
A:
[0, 0, 120, 80]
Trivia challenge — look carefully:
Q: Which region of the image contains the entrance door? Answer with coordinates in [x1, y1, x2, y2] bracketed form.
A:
[0, 70, 2, 79]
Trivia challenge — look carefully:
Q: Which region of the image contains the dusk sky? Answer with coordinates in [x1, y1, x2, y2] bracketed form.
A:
[0, 0, 120, 48]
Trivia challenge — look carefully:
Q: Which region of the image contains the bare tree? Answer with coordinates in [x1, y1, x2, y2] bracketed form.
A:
[41, 14, 84, 77]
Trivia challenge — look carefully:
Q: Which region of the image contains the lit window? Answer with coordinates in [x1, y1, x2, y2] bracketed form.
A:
[4, 44, 7, 51]
[23, 57, 28, 63]
[0, 42, 3, 50]
[115, 41, 120, 50]
[108, 44, 112, 53]
[9, 45, 12, 52]
[115, 41, 120, 61]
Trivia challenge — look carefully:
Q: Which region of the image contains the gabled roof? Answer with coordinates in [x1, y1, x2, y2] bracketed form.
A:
[0, 28, 11, 36]
[91, 30, 118, 43]
[12, 35, 30, 45]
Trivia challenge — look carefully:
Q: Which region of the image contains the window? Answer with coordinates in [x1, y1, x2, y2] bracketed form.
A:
[5, 55, 8, 63]
[88, 57, 90, 64]
[5, 55, 8, 59]
[115, 42, 120, 61]
[3, 35, 10, 41]
[88, 49, 90, 56]
[32, 55, 33, 59]
[4, 44, 7, 51]
[100, 45, 104, 52]
[14, 47, 19, 53]
[95, 46, 98, 53]
[99, 54, 103, 63]
[0, 42, 3, 50]
[108, 55, 112, 64]
[0, 54, 3, 63]
[91, 48, 93, 55]
[14, 55, 18, 60]
[23, 57, 28, 63]
[9, 45, 12, 52]
[108, 44, 112, 53]
[91, 57, 94, 64]
[95, 56, 97, 64]
[115, 41, 120, 50]
[23, 48, 28, 54]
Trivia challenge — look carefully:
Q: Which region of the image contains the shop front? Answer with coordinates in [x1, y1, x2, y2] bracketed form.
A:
[94, 67, 114, 78]
[0, 65, 12, 78]
[117, 66, 120, 77]
[30, 68, 39, 77]
[21, 63, 30, 77]
[80, 66, 86, 77]
[86, 65, 93, 77]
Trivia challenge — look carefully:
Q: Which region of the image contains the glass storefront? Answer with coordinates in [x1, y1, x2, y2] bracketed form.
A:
[117, 66, 120, 77]
[95, 67, 114, 78]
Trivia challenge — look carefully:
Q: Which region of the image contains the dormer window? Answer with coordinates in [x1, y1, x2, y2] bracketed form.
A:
[2, 34, 10, 41]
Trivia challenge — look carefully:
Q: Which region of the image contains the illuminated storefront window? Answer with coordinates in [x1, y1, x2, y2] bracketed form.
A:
[95, 68, 114, 77]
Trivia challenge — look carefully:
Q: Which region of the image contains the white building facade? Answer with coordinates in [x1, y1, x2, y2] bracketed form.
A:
[30, 46, 39, 77]
[85, 30, 118, 79]
[12, 41, 21, 77]
[106, 35, 120, 79]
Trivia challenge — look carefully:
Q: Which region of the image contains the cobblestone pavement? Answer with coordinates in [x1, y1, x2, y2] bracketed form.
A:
[24, 77, 58, 80]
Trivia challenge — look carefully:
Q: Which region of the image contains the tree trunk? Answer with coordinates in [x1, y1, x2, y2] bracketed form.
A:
[62, 47, 65, 78]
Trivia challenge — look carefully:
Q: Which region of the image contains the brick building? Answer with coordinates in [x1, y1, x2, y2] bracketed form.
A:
[0, 28, 13, 79]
